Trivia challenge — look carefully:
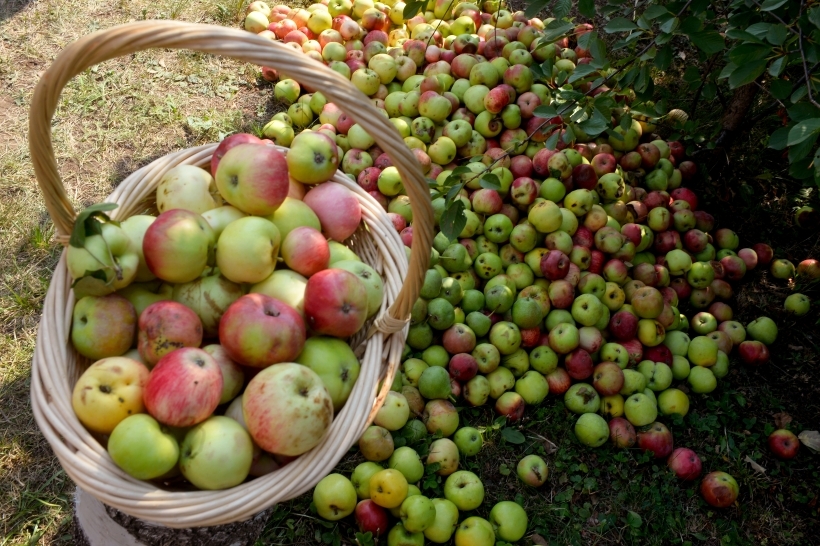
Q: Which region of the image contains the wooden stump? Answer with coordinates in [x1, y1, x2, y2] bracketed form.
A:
[73, 488, 273, 546]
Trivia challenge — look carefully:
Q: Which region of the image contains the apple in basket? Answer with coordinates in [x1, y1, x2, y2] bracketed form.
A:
[215, 143, 290, 216]
[304, 268, 369, 337]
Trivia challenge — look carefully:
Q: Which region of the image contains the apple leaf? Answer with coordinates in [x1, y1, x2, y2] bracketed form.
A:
[768, 126, 790, 150]
[533, 105, 559, 118]
[479, 173, 501, 190]
[787, 118, 820, 146]
[687, 30, 725, 55]
[553, 0, 572, 20]
[402, 0, 425, 19]
[760, 0, 789, 11]
[69, 202, 119, 248]
[798, 430, 820, 452]
[578, 0, 595, 19]
[355, 532, 376, 546]
[604, 17, 638, 33]
[440, 200, 466, 242]
[501, 427, 525, 444]
[524, 0, 549, 18]
[809, 6, 820, 29]
[727, 60, 767, 89]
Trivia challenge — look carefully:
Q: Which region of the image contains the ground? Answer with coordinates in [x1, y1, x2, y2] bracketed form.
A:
[0, 0, 818, 545]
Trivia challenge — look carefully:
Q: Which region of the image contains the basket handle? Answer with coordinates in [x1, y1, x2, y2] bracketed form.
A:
[29, 20, 433, 330]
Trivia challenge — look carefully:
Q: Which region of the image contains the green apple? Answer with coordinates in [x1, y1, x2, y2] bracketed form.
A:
[67, 220, 139, 296]
[489, 500, 528, 541]
[120, 214, 157, 282]
[359, 425, 395, 462]
[328, 240, 361, 264]
[564, 383, 601, 414]
[374, 391, 411, 431]
[658, 388, 690, 417]
[688, 335, 719, 367]
[313, 473, 358, 520]
[424, 498, 460, 543]
[454, 516, 495, 546]
[400, 494, 436, 533]
[688, 366, 717, 393]
[334, 259, 385, 317]
[575, 413, 610, 447]
[515, 370, 550, 404]
[637, 361, 673, 391]
[70, 294, 137, 360]
[107, 414, 179, 480]
[389, 446, 425, 483]
[266, 197, 321, 239]
[179, 416, 254, 490]
[712, 350, 730, 378]
[216, 216, 281, 284]
[624, 393, 658, 427]
[453, 427, 483, 457]
[620, 369, 648, 395]
[387, 522, 425, 546]
[117, 281, 173, 317]
[351, 461, 384, 499]
[516, 454, 548, 487]
[663, 330, 691, 357]
[250, 269, 308, 317]
[671, 355, 691, 380]
[444, 470, 484, 511]
[295, 336, 360, 411]
[418, 365, 452, 400]
[746, 316, 778, 345]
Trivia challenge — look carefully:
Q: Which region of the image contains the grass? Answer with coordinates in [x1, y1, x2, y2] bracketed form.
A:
[0, 0, 819, 544]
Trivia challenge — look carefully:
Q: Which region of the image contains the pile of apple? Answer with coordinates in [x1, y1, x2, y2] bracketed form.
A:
[66, 130, 391, 490]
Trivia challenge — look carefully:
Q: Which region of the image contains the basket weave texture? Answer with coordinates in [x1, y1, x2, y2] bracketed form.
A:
[29, 20, 433, 528]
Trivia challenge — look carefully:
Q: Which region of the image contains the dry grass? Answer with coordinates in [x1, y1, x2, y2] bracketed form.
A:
[0, 0, 279, 542]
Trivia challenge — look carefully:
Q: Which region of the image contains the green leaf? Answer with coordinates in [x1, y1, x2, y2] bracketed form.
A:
[553, 0, 571, 20]
[568, 64, 598, 83]
[619, 113, 632, 130]
[562, 125, 575, 144]
[626, 511, 643, 528]
[579, 107, 610, 136]
[69, 203, 119, 248]
[729, 43, 772, 65]
[679, 16, 703, 34]
[769, 126, 790, 150]
[644, 5, 669, 20]
[718, 62, 738, 80]
[533, 105, 559, 118]
[654, 44, 672, 69]
[440, 200, 466, 241]
[688, 30, 725, 55]
[787, 119, 820, 146]
[789, 134, 818, 164]
[501, 428, 525, 444]
[524, 0, 549, 18]
[545, 130, 560, 150]
[542, 22, 575, 43]
[728, 60, 767, 88]
[766, 24, 788, 46]
[605, 17, 638, 33]
[402, 0, 425, 19]
[479, 173, 501, 190]
[659, 17, 679, 34]
[809, 6, 820, 29]
[579, 0, 595, 18]
[746, 22, 772, 40]
[768, 56, 787, 77]
[760, 0, 789, 11]
[770, 78, 792, 99]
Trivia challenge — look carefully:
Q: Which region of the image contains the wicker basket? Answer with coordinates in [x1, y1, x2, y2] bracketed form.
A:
[29, 21, 433, 528]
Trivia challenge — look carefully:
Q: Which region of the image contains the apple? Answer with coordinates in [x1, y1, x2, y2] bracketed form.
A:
[303, 182, 363, 242]
[770, 258, 795, 279]
[280, 226, 330, 277]
[356, 499, 390, 536]
[424, 399, 459, 437]
[637, 421, 674, 458]
[107, 413, 179, 480]
[564, 383, 600, 414]
[142, 209, 215, 284]
[311, 473, 360, 522]
[657, 388, 689, 417]
[352, 461, 386, 499]
[738, 340, 770, 366]
[514, 370, 549, 404]
[171, 270, 243, 339]
[453, 426, 483, 457]
[667, 447, 702, 480]
[516, 454, 549, 487]
[426, 437, 460, 476]
[71, 356, 149, 434]
[295, 336, 360, 411]
[215, 143, 289, 215]
[201, 344, 243, 404]
[575, 413, 610, 447]
[687, 366, 717, 393]
[768, 429, 800, 459]
[211, 133, 263, 174]
[179, 415, 254, 490]
[489, 500, 528, 541]
[609, 417, 636, 448]
[444, 470, 484, 511]
[375, 391, 411, 431]
[623, 393, 657, 427]
[592, 362, 625, 396]
[784, 293, 811, 316]
[746, 316, 778, 345]
[120, 215, 157, 283]
[304, 268, 369, 337]
[156, 164, 221, 215]
[546, 368, 572, 395]
[216, 215, 281, 284]
[67, 218, 139, 297]
[220, 293, 306, 367]
[267, 197, 321, 239]
[797, 258, 820, 278]
[370, 468, 409, 509]
[454, 517, 495, 546]
[700, 471, 739, 508]
[287, 131, 340, 184]
[400, 495, 436, 533]
[243, 363, 334, 456]
[71, 294, 136, 360]
[424, 498, 460, 543]
[137, 301, 203, 366]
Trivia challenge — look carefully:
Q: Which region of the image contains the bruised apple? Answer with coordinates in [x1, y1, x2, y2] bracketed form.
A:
[72, 356, 150, 434]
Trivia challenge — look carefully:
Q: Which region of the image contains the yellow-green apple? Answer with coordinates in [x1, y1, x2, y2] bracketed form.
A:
[389, 446, 424, 484]
[202, 344, 243, 404]
[624, 393, 657, 426]
[687, 335, 718, 367]
[400, 495, 436, 533]
[107, 413, 179, 480]
[250, 269, 308, 317]
[333, 259, 385, 317]
[304, 268, 369, 337]
[215, 143, 289, 215]
[137, 301, 203, 366]
[156, 165, 221, 215]
[746, 316, 778, 345]
[120, 215, 157, 282]
[489, 500, 527, 541]
[768, 429, 800, 459]
[387, 523, 424, 546]
[620, 368, 648, 397]
[172, 270, 244, 338]
[601, 394, 625, 420]
[424, 498, 459, 543]
[426, 437, 459, 476]
[352, 461, 387, 498]
[564, 383, 600, 414]
[700, 471, 739, 508]
[210, 133, 263, 174]
[286, 131, 340, 184]
[514, 370, 549, 404]
[637, 421, 674, 458]
[797, 258, 820, 278]
[452, 426, 482, 457]
[637, 360, 673, 391]
[609, 416, 636, 448]
[454, 516, 494, 546]
[143, 347, 222, 427]
[267, 197, 321, 240]
[375, 391, 411, 431]
[303, 182, 362, 242]
[575, 413, 610, 447]
[444, 470, 484, 511]
[71, 356, 149, 434]
[143, 209, 215, 284]
[600, 342, 630, 369]
[516, 454, 548, 486]
[671, 355, 691, 380]
[295, 336, 360, 411]
[313, 473, 358, 520]
[687, 366, 717, 393]
[71, 294, 136, 360]
[667, 447, 702, 480]
[243, 363, 333, 456]
[783, 293, 810, 315]
[632, 287, 664, 319]
[638, 319, 666, 347]
[216, 216, 281, 284]
[67, 220, 138, 296]
[201, 205, 247, 239]
[179, 415, 253, 490]
[495, 391, 525, 421]
[219, 293, 306, 367]
[658, 388, 689, 417]
[370, 468, 409, 509]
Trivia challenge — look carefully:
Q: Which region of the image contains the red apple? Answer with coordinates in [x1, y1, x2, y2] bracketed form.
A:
[609, 417, 636, 448]
[768, 429, 800, 460]
[737, 340, 770, 366]
[303, 182, 363, 242]
[667, 447, 702, 480]
[700, 471, 739, 508]
[449, 353, 478, 383]
[643, 345, 672, 366]
[565, 349, 593, 380]
[304, 269, 369, 338]
[592, 362, 625, 396]
[609, 311, 639, 341]
[355, 500, 389, 536]
[637, 421, 674, 459]
[752, 243, 774, 266]
[137, 301, 203, 366]
[546, 368, 572, 395]
[210, 132, 263, 175]
[143, 347, 223, 427]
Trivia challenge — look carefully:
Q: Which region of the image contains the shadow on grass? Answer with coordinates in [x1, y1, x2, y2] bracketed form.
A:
[0, 0, 35, 22]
